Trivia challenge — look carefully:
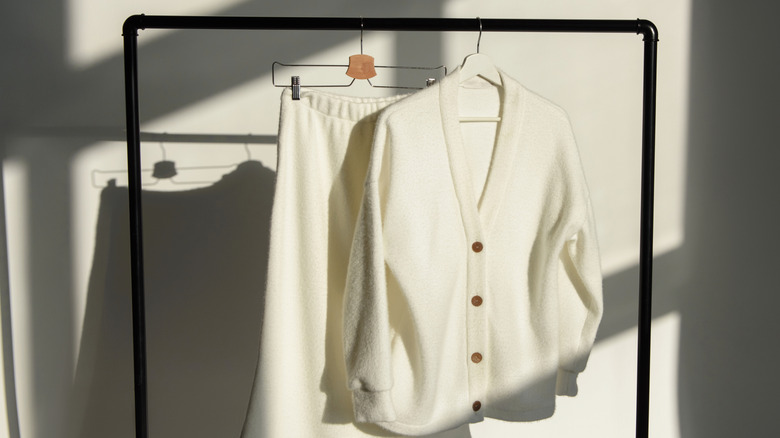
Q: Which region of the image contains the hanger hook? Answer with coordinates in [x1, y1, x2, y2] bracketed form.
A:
[476, 17, 483, 54]
[360, 16, 364, 54]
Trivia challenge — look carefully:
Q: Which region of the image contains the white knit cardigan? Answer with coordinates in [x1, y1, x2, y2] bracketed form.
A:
[343, 67, 604, 436]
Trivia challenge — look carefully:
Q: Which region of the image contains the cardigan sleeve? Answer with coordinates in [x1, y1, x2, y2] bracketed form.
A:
[555, 199, 603, 396]
[554, 137, 604, 397]
[342, 116, 396, 423]
[554, 112, 604, 397]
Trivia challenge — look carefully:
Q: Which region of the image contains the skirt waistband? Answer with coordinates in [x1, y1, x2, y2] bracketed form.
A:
[281, 87, 410, 121]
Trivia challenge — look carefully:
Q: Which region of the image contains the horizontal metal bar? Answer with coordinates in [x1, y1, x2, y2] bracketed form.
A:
[124, 15, 656, 40]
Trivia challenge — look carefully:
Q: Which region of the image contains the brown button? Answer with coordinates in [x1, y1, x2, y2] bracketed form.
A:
[471, 241, 483, 253]
[472, 401, 482, 411]
[471, 352, 483, 363]
[471, 296, 483, 307]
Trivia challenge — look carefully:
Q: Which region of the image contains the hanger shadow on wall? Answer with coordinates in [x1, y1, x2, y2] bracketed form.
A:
[91, 132, 276, 189]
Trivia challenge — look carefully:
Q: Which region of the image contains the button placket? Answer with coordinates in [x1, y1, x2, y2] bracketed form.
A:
[466, 236, 487, 418]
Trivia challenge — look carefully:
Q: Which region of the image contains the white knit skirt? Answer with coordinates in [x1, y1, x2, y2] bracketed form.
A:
[240, 88, 472, 438]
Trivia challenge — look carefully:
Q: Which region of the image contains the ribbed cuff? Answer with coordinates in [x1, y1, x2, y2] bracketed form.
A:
[352, 389, 396, 423]
[556, 370, 579, 396]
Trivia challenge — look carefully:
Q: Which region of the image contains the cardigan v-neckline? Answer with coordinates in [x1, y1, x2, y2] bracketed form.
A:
[439, 67, 527, 236]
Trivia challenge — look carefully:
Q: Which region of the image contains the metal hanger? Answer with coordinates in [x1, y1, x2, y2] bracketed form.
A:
[272, 17, 447, 99]
[460, 17, 502, 86]
[459, 17, 502, 123]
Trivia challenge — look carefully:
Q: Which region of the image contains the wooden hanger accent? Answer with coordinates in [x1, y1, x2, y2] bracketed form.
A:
[346, 54, 378, 79]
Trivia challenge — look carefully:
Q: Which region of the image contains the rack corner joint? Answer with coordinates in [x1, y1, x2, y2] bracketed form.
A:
[636, 19, 659, 42]
[123, 14, 146, 37]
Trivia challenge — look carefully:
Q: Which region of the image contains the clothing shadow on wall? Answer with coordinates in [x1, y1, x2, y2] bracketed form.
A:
[72, 160, 275, 438]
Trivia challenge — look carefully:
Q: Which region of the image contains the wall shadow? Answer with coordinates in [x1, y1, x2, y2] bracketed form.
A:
[678, 1, 780, 437]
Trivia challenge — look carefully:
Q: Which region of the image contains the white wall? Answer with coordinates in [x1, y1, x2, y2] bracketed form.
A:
[4, 1, 773, 438]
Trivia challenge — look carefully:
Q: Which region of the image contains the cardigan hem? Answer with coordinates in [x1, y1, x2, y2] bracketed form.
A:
[352, 389, 397, 423]
[373, 416, 478, 437]
[555, 370, 580, 396]
[367, 404, 557, 436]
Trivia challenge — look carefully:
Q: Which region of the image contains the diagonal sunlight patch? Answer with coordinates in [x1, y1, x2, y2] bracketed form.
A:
[2, 158, 32, 437]
[471, 312, 681, 437]
[65, 0, 246, 69]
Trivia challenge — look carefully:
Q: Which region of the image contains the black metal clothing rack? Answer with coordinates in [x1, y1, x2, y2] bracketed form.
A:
[122, 15, 658, 438]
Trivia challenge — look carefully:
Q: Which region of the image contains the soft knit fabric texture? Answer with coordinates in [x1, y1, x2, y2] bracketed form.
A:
[241, 88, 471, 438]
[343, 67, 604, 436]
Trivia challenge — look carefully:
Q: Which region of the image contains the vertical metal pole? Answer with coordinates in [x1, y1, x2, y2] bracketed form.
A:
[123, 17, 149, 438]
[636, 21, 658, 438]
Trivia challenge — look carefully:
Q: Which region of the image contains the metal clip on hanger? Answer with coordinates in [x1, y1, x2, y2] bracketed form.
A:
[291, 76, 301, 100]
[459, 17, 502, 123]
[272, 17, 447, 99]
